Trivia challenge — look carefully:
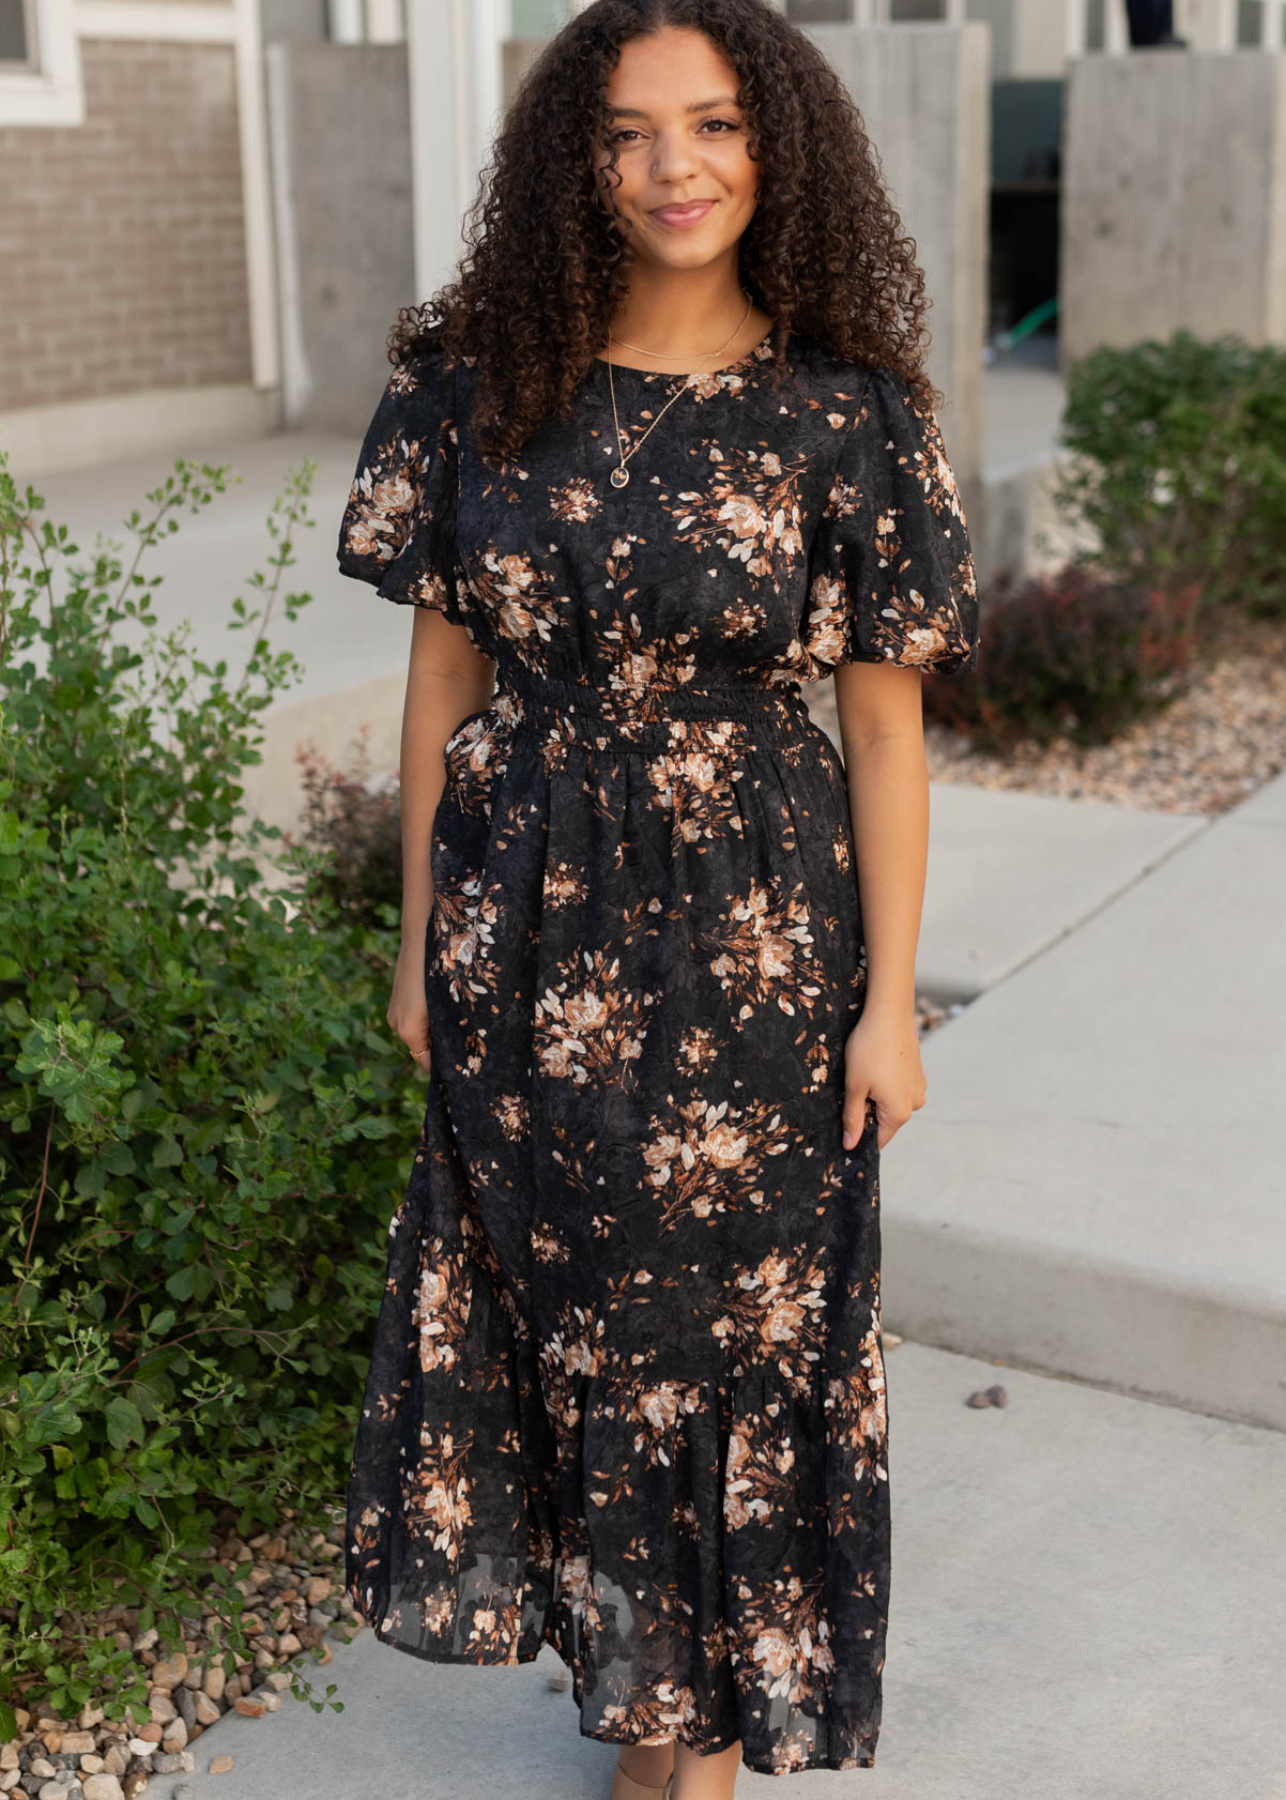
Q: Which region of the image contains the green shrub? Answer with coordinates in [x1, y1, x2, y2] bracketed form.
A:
[1055, 330, 1286, 617]
[0, 450, 417, 1727]
[921, 564, 1199, 750]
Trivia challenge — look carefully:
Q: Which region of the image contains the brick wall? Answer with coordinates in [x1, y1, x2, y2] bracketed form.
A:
[0, 38, 253, 413]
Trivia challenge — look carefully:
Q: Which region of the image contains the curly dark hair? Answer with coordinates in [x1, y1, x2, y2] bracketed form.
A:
[387, 0, 938, 464]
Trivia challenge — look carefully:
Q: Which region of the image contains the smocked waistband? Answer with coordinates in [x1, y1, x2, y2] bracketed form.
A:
[492, 659, 815, 746]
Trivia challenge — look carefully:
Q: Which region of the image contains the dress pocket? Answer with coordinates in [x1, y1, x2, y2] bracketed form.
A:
[441, 706, 506, 820]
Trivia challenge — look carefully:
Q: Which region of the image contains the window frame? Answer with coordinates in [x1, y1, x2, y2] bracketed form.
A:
[0, 0, 82, 126]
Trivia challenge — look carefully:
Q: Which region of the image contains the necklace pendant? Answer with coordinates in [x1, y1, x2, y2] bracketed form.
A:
[610, 464, 630, 489]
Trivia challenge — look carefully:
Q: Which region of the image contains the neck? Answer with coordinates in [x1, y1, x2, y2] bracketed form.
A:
[604, 261, 769, 364]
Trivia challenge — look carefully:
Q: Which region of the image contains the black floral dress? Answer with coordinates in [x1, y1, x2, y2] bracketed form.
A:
[336, 326, 979, 1777]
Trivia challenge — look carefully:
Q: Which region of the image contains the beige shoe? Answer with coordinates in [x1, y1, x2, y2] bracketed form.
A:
[609, 1759, 675, 1800]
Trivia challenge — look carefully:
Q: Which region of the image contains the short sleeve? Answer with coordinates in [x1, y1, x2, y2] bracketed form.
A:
[800, 365, 980, 679]
[335, 341, 475, 631]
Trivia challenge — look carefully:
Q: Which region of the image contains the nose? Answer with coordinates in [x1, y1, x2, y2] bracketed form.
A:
[650, 127, 701, 185]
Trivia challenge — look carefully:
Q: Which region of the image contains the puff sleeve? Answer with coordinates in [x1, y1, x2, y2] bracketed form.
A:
[800, 365, 980, 679]
[335, 341, 476, 632]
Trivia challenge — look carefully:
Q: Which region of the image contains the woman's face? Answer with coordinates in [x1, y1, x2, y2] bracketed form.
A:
[595, 25, 760, 272]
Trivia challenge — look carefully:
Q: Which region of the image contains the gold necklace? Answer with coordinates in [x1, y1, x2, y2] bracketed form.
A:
[604, 293, 754, 490]
[606, 290, 753, 361]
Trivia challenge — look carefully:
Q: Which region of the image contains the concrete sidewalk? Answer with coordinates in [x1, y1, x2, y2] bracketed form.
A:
[884, 769, 1286, 1430]
[176, 1341, 1286, 1800]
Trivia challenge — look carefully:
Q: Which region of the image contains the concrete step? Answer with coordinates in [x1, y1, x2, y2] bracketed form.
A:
[180, 1341, 1286, 1799]
[884, 770, 1286, 1431]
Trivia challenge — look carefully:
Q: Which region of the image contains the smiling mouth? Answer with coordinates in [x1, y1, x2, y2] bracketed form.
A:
[651, 199, 716, 223]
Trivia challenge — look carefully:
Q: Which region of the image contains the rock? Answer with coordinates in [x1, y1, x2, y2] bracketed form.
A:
[207, 1756, 234, 1775]
[35, 1782, 69, 1800]
[150, 1754, 185, 1775]
[171, 1692, 196, 1735]
[75, 1711, 103, 1736]
[192, 1698, 219, 1731]
[986, 1383, 1009, 1408]
[132, 1630, 158, 1654]
[102, 1748, 128, 1779]
[547, 1669, 573, 1691]
[55, 1734, 93, 1757]
[305, 1577, 332, 1606]
[126, 1737, 156, 1756]
[0, 1753, 19, 1773]
[263, 1672, 290, 1694]
[77, 1755, 105, 1774]
[136, 1724, 162, 1747]
[232, 1699, 263, 1720]
[180, 1664, 202, 1693]
[966, 1388, 994, 1408]
[123, 1776, 150, 1799]
[27, 1768, 55, 1785]
[201, 1664, 225, 1704]
[276, 1633, 302, 1657]
[149, 1657, 187, 1692]
[82, 1777, 125, 1800]
[0, 1772, 21, 1795]
[144, 1695, 175, 1728]
[259, 1695, 281, 1714]
[161, 1719, 187, 1752]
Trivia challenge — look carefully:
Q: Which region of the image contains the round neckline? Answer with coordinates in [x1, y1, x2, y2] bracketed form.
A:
[590, 326, 781, 383]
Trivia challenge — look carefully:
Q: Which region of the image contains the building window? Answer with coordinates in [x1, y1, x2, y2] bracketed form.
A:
[0, 0, 33, 66]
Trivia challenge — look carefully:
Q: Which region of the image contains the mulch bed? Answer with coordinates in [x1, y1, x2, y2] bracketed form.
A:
[807, 613, 1286, 818]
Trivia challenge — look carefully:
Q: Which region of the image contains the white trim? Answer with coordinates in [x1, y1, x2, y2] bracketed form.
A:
[265, 40, 309, 417]
[231, 0, 280, 391]
[408, 0, 469, 303]
[1065, 0, 1088, 58]
[0, 0, 83, 126]
[71, 1, 237, 42]
[365, 0, 403, 44]
[466, 0, 503, 172]
[327, 0, 363, 41]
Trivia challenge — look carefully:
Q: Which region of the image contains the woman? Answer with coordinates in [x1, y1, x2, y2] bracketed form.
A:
[337, 2, 979, 1794]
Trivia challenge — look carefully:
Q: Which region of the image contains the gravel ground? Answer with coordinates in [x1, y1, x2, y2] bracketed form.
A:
[807, 613, 1286, 818]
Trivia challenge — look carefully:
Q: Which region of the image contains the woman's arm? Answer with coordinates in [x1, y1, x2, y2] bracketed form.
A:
[387, 607, 496, 1066]
[832, 659, 931, 1152]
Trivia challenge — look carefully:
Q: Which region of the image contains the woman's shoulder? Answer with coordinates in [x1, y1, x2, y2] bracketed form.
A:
[781, 331, 911, 405]
[784, 331, 913, 418]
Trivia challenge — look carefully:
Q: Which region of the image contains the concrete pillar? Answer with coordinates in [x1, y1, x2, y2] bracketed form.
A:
[1061, 49, 1286, 364]
[801, 23, 991, 528]
[265, 42, 415, 431]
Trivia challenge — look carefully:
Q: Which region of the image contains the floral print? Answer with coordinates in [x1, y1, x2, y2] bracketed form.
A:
[337, 328, 978, 1775]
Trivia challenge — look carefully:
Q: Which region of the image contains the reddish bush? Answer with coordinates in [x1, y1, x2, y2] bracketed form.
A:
[293, 725, 402, 916]
[922, 566, 1200, 749]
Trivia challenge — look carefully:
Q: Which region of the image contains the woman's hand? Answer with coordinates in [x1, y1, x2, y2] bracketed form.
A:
[842, 1002, 927, 1152]
[388, 930, 432, 1073]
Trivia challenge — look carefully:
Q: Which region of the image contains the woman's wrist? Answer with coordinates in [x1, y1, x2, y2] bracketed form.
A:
[861, 980, 918, 1023]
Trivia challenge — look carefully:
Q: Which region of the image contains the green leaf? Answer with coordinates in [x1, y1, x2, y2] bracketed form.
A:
[104, 1397, 145, 1450]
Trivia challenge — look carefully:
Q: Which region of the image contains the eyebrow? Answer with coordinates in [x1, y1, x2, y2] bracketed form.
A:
[607, 95, 742, 118]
